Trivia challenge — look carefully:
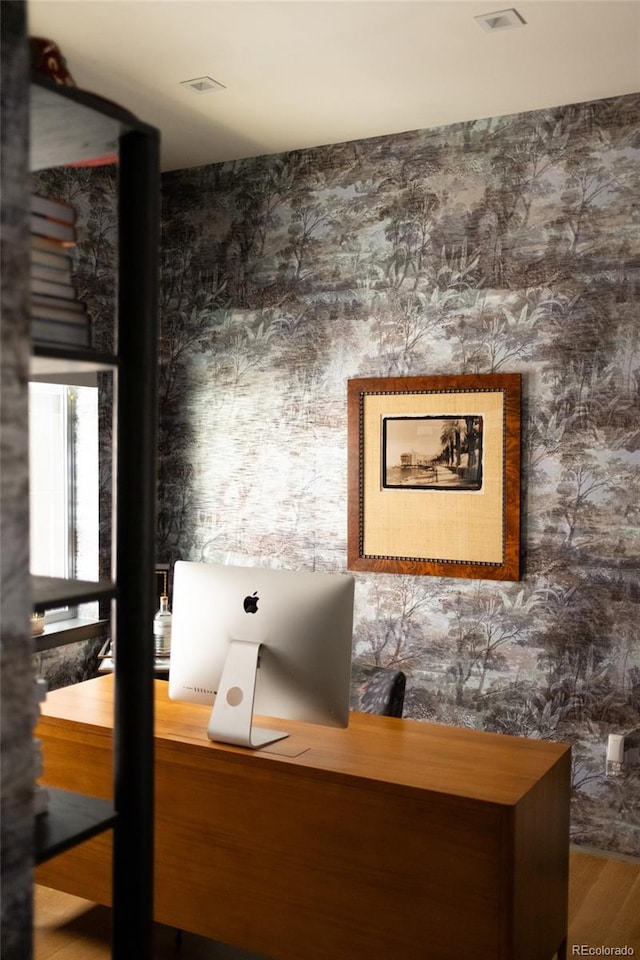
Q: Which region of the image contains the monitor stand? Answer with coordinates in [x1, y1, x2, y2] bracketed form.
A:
[207, 639, 289, 749]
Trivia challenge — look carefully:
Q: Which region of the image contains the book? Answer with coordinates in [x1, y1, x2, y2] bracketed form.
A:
[31, 212, 76, 243]
[30, 260, 73, 284]
[31, 248, 73, 274]
[30, 276, 77, 301]
[32, 318, 90, 348]
[31, 233, 73, 255]
[31, 233, 75, 270]
[31, 292, 85, 312]
[31, 193, 76, 225]
[31, 296, 88, 324]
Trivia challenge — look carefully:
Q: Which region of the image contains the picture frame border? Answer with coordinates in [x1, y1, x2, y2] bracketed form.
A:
[347, 374, 521, 581]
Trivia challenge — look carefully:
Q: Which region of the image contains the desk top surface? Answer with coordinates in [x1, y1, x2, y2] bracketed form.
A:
[40, 674, 570, 807]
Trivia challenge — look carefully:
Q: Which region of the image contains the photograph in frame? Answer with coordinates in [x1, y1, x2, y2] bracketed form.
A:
[348, 374, 521, 581]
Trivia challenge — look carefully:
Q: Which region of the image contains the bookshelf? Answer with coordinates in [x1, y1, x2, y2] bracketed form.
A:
[29, 73, 159, 958]
[35, 788, 117, 863]
[30, 347, 118, 377]
[31, 575, 116, 611]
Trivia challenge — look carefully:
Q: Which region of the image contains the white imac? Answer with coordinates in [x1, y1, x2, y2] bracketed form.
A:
[168, 560, 355, 749]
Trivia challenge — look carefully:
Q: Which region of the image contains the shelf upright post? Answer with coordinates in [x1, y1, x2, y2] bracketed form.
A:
[112, 126, 160, 959]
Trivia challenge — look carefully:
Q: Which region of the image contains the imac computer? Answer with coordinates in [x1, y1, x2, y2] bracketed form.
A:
[168, 560, 355, 749]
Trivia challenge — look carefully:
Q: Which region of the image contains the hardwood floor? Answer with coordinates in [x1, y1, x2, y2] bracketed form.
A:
[33, 885, 267, 960]
[566, 847, 640, 953]
[34, 847, 640, 960]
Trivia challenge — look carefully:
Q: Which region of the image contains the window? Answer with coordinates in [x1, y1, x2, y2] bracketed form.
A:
[29, 380, 99, 622]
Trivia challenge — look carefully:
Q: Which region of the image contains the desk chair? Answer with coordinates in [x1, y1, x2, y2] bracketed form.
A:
[356, 668, 406, 718]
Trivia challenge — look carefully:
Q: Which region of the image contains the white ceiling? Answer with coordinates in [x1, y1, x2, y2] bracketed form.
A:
[28, 0, 640, 172]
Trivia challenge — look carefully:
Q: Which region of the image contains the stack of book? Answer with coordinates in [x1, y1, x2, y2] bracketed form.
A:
[30, 194, 91, 349]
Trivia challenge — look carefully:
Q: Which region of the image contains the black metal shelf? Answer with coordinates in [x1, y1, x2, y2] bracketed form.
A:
[35, 787, 116, 864]
[30, 347, 118, 378]
[28, 71, 159, 958]
[31, 575, 116, 613]
[34, 618, 108, 653]
[30, 73, 157, 171]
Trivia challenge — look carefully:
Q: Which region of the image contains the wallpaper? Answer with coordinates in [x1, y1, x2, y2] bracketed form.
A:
[36, 93, 640, 856]
[159, 95, 640, 856]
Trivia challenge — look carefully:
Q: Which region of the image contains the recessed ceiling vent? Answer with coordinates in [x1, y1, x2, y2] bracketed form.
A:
[180, 76, 226, 94]
[475, 8, 526, 32]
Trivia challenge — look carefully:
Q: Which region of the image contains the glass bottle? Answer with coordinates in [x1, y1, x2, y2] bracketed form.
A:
[154, 595, 172, 657]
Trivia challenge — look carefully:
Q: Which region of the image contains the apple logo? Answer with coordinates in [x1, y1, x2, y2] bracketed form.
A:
[243, 591, 259, 614]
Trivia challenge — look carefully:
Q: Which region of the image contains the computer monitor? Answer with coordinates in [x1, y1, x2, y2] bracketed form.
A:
[168, 560, 355, 749]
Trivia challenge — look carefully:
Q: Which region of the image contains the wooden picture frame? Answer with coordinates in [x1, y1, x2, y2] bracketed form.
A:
[347, 374, 521, 581]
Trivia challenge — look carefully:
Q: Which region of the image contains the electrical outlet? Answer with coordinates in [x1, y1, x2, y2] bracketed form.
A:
[606, 734, 625, 777]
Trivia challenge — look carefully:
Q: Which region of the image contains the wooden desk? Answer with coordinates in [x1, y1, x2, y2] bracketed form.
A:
[36, 675, 570, 960]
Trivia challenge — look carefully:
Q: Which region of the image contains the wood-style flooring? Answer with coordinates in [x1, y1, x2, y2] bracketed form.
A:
[567, 847, 640, 953]
[34, 846, 640, 960]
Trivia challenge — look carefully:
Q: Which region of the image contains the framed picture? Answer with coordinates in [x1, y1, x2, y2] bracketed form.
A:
[347, 374, 521, 581]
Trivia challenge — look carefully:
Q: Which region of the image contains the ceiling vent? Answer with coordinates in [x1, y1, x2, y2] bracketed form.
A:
[475, 8, 526, 32]
[180, 76, 226, 94]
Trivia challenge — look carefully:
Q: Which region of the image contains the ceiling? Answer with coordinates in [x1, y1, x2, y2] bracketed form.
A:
[28, 0, 640, 172]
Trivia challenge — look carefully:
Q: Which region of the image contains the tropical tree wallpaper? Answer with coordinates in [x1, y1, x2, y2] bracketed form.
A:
[36, 92, 640, 857]
[31, 161, 116, 689]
